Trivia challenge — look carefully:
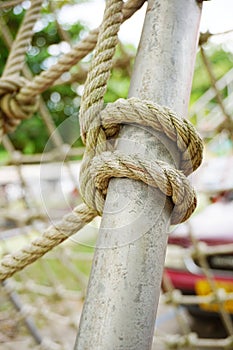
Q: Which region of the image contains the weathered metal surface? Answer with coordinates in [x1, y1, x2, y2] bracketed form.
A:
[75, 1, 202, 349]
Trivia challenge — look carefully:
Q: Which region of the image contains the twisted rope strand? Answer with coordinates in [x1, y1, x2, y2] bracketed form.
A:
[90, 151, 196, 225]
[0, 15, 67, 148]
[0, 76, 39, 134]
[79, 0, 123, 214]
[0, 0, 124, 280]
[16, 0, 145, 103]
[16, 27, 99, 103]
[100, 98, 203, 176]
[0, 0, 203, 282]
[77, 0, 202, 227]
[0, 204, 96, 281]
[2, 0, 43, 77]
[0, 0, 42, 139]
[0, 0, 23, 10]
[0, 0, 145, 139]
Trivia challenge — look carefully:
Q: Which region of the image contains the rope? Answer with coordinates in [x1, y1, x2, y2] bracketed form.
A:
[0, 204, 96, 280]
[1, 2, 232, 349]
[78, 0, 202, 224]
[0, 0, 203, 280]
[2, 0, 43, 77]
[16, 0, 146, 103]
[0, 0, 42, 138]
[0, 76, 39, 133]
[0, 0, 123, 281]
[0, 0, 145, 139]
[78, 0, 124, 216]
[100, 98, 203, 176]
[80, 96, 203, 224]
[0, 0, 23, 10]
[91, 151, 196, 225]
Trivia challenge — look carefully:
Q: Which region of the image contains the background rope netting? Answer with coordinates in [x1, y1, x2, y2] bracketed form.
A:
[0, 0, 233, 349]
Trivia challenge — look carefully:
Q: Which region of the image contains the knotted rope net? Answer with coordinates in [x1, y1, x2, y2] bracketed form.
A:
[0, 0, 232, 349]
[0, 0, 202, 281]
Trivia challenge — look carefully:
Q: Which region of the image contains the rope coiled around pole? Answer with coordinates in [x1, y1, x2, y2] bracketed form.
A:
[78, 0, 203, 225]
[0, 0, 203, 281]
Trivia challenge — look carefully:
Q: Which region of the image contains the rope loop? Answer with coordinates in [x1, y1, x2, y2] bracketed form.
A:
[0, 76, 39, 133]
[90, 150, 197, 225]
[81, 98, 202, 225]
[78, 0, 203, 225]
[100, 98, 203, 176]
[0, 0, 203, 280]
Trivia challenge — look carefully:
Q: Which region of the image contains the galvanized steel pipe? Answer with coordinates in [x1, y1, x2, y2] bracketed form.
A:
[75, 1, 202, 349]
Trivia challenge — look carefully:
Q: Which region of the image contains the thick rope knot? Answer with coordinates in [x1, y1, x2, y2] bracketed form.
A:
[100, 98, 203, 176]
[78, 0, 203, 225]
[0, 76, 39, 133]
[90, 150, 197, 225]
[80, 98, 203, 225]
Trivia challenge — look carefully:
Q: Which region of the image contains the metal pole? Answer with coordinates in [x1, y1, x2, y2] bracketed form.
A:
[75, 1, 202, 349]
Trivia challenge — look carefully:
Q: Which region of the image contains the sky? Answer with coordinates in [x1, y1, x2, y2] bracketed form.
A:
[58, 0, 233, 48]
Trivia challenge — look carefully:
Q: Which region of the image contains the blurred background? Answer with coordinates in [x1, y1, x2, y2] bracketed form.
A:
[0, 0, 233, 349]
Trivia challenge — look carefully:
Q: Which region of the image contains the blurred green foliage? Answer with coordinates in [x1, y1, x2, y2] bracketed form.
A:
[191, 48, 233, 105]
[0, 2, 233, 156]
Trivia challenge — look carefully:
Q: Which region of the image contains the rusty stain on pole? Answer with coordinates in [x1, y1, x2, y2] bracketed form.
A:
[75, 1, 202, 349]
